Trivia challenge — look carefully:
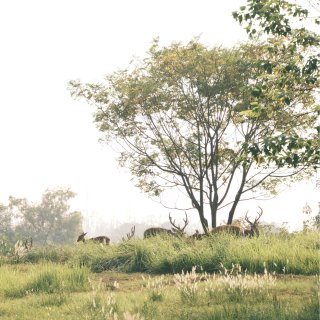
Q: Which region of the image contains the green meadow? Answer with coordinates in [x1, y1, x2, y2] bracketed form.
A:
[0, 231, 319, 319]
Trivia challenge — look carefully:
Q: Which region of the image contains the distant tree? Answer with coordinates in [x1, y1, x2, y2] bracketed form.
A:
[9, 188, 83, 245]
[302, 202, 320, 230]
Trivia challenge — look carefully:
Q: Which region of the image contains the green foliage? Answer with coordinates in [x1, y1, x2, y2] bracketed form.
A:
[5, 188, 83, 245]
[0, 204, 14, 244]
[0, 237, 13, 257]
[233, 0, 310, 37]
[234, 0, 320, 169]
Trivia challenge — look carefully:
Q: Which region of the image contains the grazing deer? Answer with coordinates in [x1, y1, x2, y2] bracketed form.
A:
[244, 207, 263, 237]
[143, 227, 174, 238]
[210, 225, 245, 236]
[122, 226, 136, 241]
[144, 212, 189, 239]
[77, 232, 110, 245]
[14, 237, 33, 257]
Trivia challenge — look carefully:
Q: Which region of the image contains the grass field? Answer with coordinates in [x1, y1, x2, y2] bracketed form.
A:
[0, 231, 319, 319]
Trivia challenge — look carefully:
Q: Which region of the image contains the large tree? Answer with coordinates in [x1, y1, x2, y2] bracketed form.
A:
[69, 32, 318, 233]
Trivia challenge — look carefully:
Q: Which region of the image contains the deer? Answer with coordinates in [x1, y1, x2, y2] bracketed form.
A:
[144, 212, 189, 239]
[122, 226, 136, 241]
[14, 237, 33, 257]
[210, 225, 245, 236]
[77, 232, 110, 245]
[209, 207, 263, 237]
[243, 206, 263, 237]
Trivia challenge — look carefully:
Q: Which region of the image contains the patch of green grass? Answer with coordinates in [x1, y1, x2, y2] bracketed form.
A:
[1, 263, 89, 299]
[5, 230, 319, 277]
[0, 261, 318, 320]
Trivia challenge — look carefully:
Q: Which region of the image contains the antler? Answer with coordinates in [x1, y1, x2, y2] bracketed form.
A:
[244, 210, 251, 224]
[122, 226, 135, 241]
[169, 212, 189, 233]
[254, 206, 263, 224]
[127, 226, 136, 240]
[245, 207, 263, 226]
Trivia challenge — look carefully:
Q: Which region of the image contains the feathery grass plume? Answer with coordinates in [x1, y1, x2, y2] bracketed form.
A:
[174, 266, 199, 304]
[204, 263, 277, 302]
[144, 275, 166, 301]
[84, 278, 119, 320]
[123, 312, 145, 320]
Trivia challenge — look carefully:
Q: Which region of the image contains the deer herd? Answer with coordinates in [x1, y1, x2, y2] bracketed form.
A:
[13, 208, 263, 253]
[76, 207, 264, 244]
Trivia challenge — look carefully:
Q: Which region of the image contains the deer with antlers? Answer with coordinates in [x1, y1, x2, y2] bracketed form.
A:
[210, 207, 263, 237]
[243, 207, 263, 237]
[144, 212, 189, 239]
[77, 232, 110, 245]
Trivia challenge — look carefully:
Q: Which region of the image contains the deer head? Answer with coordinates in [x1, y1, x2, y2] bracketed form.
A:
[244, 207, 263, 237]
[169, 212, 189, 236]
[77, 232, 87, 242]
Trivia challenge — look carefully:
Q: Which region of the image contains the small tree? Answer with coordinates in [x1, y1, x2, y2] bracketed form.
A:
[302, 202, 312, 230]
[303, 202, 320, 230]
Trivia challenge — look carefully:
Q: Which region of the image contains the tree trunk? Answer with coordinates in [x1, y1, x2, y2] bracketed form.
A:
[227, 196, 240, 225]
[211, 211, 217, 229]
[227, 165, 248, 224]
[198, 207, 209, 234]
[210, 195, 218, 229]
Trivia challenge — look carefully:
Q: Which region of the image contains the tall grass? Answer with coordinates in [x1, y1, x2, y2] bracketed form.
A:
[0, 261, 318, 319]
[0, 263, 89, 298]
[8, 230, 319, 275]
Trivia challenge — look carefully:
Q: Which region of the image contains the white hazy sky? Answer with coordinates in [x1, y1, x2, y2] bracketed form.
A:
[0, 0, 318, 232]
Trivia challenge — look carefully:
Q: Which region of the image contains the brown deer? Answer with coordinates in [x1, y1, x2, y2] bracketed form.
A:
[144, 212, 189, 239]
[210, 225, 245, 236]
[77, 232, 110, 245]
[143, 227, 175, 238]
[122, 226, 136, 241]
[244, 207, 263, 237]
